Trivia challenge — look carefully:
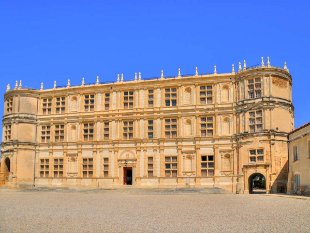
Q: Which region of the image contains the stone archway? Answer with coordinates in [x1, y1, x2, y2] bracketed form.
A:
[249, 173, 266, 194]
[4, 157, 10, 172]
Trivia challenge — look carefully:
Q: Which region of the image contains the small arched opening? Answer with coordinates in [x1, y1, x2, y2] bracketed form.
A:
[249, 173, 266, 194]
[4, 157, 10, 172]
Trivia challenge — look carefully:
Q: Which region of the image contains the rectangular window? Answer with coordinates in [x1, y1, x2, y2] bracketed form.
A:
[103, 157, 109, 177]
[104, 93, 110, 110]
[84, 94, 95, 112]
[55, 124, 65, 142]
[83, 158, 93, 178]
[148, 157, 154, 177]
[41, 125, 51, 143]
[200, 85, 213, 104]
[148, 120, 154, 139]
[148, 89, 154, 107]
[123, 121, 134, 139]
[249, 149, 264, 163]
[165, 88, 177, 106]
[124, 91, 134, 109]
[83, 123, 94, 141]
[165, 156, 177, 177]
[4, 124, 12, 141]
[40, 159, 49, 178]
[201, 155, 214, 177]
[6, 98, 13, 113]
[56, 96, 66, 114]
[42, 98, 52, 115]
[248, 78, 262, 99]
[201, 117, 214, 136]
[249, 110, 263, 133]
[103, 121, 109, 140]
[165, 118, 177, 138]
[54, 158, 63, 178]
[293, 146, 298, 161]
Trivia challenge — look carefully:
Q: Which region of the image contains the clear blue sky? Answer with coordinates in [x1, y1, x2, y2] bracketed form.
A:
[1, 0, 309, 139]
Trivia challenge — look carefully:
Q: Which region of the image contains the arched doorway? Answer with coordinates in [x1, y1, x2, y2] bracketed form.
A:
[249, 173, 266, 194]
[4, 157, 10, 172]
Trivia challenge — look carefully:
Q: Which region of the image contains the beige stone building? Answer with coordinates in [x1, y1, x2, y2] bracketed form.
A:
[287, 122, 310, 195]
[0, 58, 294, 193]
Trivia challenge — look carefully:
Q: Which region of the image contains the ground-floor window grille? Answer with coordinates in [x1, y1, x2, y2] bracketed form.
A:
[103, 158, 109, 177]
[83, 158, 93, 178]
[201, 155, 214, 177]
[165, 156, 177, 177]
[148, 157, 154, 177]
[40, 159, 49, 178]
[54, 158, 63, 178]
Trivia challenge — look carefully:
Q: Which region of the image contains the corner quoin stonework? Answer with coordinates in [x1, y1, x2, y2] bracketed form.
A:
[0, 58, 294, 193]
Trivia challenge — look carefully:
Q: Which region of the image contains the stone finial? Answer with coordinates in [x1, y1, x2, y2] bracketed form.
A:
[261, 57, 265, 67]
[267, 56, 271, 67]
[82, 77, 85, 86]
[15, 80, 18, 90]
[117, 74, 120, 82]
[121, 73, 124, 82]
[19, 80, 22, 89]
[160, 69, 164, 79]
[195, 67, 198, 76]
[67, 79, 71, 88]
[40, 82, 44, 90]
[178, 68, 181, 78]
[214, 65, 217, 74]
[138, 72, 141, 80]
[284, 62, 289, 72]
[54, 81, 57, 89]
[238, 62, 242, 72]
[232, 64, 235, 74]
[6, 84, 10, 92]
[243, 60, 247, 70]
[134, 72, 137, 81]
[96, 76, 99, 85]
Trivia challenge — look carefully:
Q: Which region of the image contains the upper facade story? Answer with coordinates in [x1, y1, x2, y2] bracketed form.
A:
[2, 57, 294, 144]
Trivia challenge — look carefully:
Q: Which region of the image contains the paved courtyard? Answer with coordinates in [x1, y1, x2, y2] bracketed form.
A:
[0, 188, 309, 233]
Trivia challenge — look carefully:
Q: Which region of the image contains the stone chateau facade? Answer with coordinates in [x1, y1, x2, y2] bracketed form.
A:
[0, 58, 294, 193]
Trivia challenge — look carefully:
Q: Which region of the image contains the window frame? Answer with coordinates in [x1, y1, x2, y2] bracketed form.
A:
[165, 88, 177, 107]
[41, 125, 51, 143]
[83, 123, 94, 141]
[42, 98, 52, 115]
[200, 85, 213, 104]
[54, 124, 65, 142]
[248, 78, 262, 99]
[55, 96, 66, 114]
[82, 158, 93, 178]
[249, 149, 265, 163]
[249, 110, 263, 133]
[201, 155, 215, 177]
[124, 91, 134, 109]
[53, 158, 63, 178]
[40, 158, 49, 178]
[84, 94, 95, 112]
[200, 116, 214, 137]
[165, 156, 178, 177]
[123, 120, 134, 139]
[165, 118, 177, 139]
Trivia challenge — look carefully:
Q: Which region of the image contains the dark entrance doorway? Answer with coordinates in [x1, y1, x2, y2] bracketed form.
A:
[249, 173, 266, 194]
[5, 157, 10, 172]
[123, 167, 132, 185]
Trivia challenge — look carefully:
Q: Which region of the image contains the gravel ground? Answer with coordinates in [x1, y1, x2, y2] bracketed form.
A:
[0, 188, 310, 233]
